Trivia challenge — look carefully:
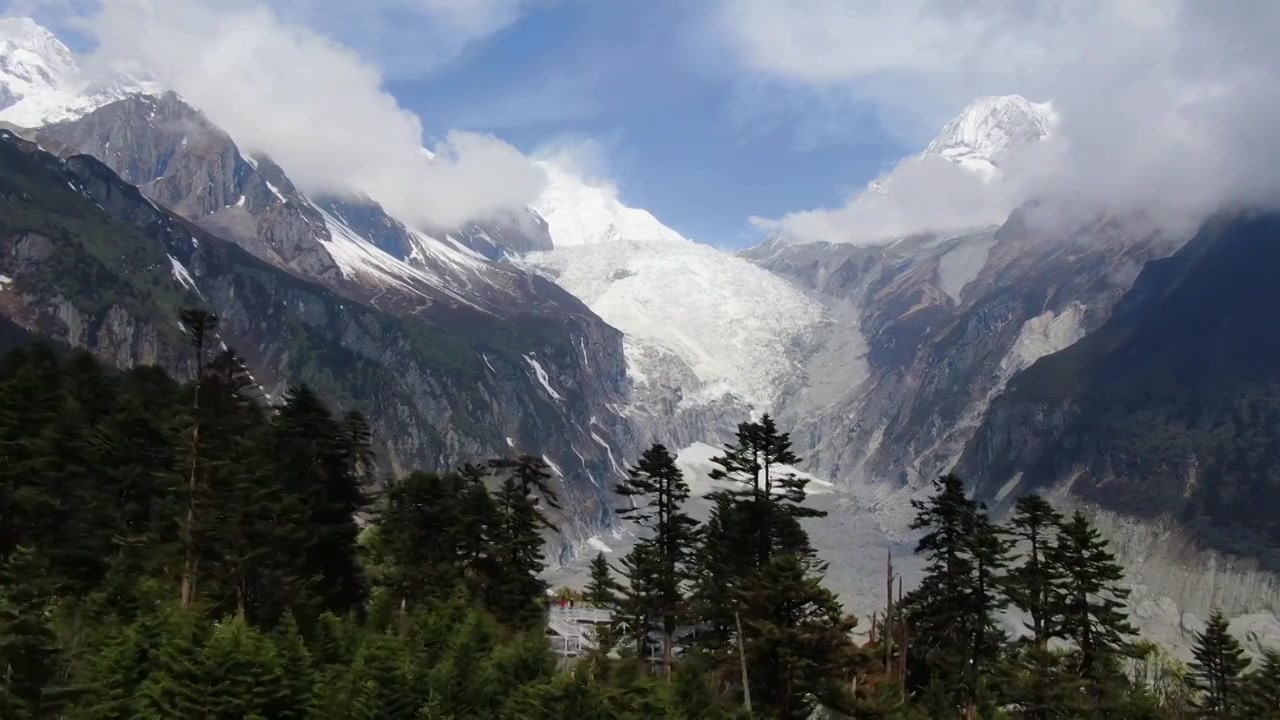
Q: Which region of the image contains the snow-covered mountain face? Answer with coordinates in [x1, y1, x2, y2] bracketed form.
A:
[522, 164, 827, 447]
[533, 162, 687, 247]
[0, 17, 156, 127]
[922, 94, 1058, 183]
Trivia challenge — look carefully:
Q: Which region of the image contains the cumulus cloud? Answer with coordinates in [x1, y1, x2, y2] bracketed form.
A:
[717, 0, 1280, 243]
[80, 0, 545, 229]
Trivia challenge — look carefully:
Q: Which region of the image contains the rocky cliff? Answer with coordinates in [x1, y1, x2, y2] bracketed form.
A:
[0, 129, 636, 556]
[747, 213, 1180, 498]
[961, 211, 1280, 565]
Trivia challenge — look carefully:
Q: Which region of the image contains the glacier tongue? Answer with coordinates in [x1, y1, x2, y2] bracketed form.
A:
[523, 162, 827, 443]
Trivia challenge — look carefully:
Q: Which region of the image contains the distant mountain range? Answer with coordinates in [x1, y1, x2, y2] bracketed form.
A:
[4, 15, 1280, 645]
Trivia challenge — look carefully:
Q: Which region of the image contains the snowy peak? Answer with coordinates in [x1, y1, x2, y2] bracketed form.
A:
[923, 94, 1058, 180]
[533, 161, 689, 248]
[0, 17, 77, 105]
[0, 16, 155, 127]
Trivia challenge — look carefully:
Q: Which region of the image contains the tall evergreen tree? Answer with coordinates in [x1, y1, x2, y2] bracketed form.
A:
[1191, 609, 1249, 718]
[899, 474, 1008, 714]
[1002, 494, 1065, 720]
[1241, 649, 1280, 720]
[736, 554, 859, 720]
[272, 385, 370, 616]
[1048, 511, 1137, 706]
[707, 415, 823, 567]
[488, 475, 550, 628]
[584, 552, 621, 608]
[177, 307, 218, 609]
[615, 444, 699, 677]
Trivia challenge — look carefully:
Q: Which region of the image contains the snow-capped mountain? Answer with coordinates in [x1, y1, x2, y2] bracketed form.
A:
[533, 162, 687, 246]
[524, 165, 826, 447]
[922, 94, 1058, 182]
[0, 17, 157, 127]
[769, 94, 1060, 245]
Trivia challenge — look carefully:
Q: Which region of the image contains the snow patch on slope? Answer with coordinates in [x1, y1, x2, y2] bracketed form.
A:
[524, 354, 564, 402]
[167, 254, 199, 295]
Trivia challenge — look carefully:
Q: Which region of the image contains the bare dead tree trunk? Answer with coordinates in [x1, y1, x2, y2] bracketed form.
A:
[735, 611, 752, 714]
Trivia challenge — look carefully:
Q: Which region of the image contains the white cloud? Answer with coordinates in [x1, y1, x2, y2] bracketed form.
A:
[80, 0, 545, 229]
[718, 0, 1280, 243]
[752, 154, 1016, 244]
[270, 0, 547, 77]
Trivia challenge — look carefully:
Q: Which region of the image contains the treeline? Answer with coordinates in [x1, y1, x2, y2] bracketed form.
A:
[0, 312, 736, 719]
[589, 444, 1280, 719]
[0, 307, 1277, 718]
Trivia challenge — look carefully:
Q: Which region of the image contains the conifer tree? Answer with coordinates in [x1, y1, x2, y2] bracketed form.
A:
[1191, 609, 1249, 718]
[272, 385, 370, 615]
[490, 454, 562, 512]
[1241, 649, 1280, 720]
[0, 546, 59, 717]
[488, 476, 550, 629]
[1048, 511, 1137, 705]
[1001, 497, 1066, 720]
[178, 307, 218, 609]
[900, 474, 1008, 713]
[1004, 495, 1064, 650]
[272, 611, 314, 720]
[736, 554, 859, 719]
[616, 443, 699, 677]
[585, 551, 620, 607]
[199, 618, 287, 720]
[376, 471, 469, 610]
[707, 415, 823, 568]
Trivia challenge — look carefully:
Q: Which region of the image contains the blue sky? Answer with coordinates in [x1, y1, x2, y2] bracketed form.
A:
[9, 0, 922, 247]
[379, 1, 912, 247]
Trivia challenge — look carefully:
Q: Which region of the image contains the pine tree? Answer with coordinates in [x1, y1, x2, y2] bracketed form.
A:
[199, 618, 286, 720]
[375, 471, 468, 610]
[585, 552, 620, 608]
[130, 609, 205, 720]
[900, 474, 1008, 712]
[1002, 497, 1066, 720]
[707, 415, 823, 567]
[271, 612, 314, 720]
[1004, 495, 1064, 650]
[1191, 609, 1249, 718]
[271, 385, 370, 616]
[1048, 511, 1137, 706]
[177, 306, 218, 609]
[735, 554, 859, 720]
[1241, 649, 1280, 720]
[615, 443, 699, 677]
[488, 476, 550, 629]
[0, 546, 59, 717]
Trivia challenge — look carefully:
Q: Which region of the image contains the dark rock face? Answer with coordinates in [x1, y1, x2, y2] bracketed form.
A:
[0, 127, 637, 552]
[959, 212, 1280, 567]
[437, 208, 555, 260]
[747, 215, 1178, 490]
